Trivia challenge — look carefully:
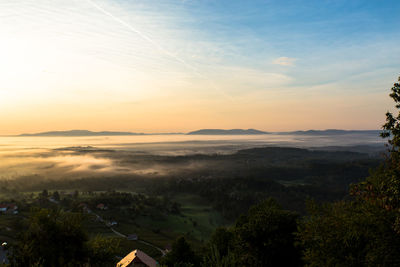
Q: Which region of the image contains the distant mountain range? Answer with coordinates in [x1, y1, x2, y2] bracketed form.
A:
[280, 129, 381, 135]
[187, 129, 381, 135]
[186, 129, 269, 135]
[19, 130, 145, 137]
[17, 129, 381, 137]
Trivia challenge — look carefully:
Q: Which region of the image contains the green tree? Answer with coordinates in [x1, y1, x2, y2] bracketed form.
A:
[204, 199, 301, 266]
[53, 191, 60, 201]
[233, 198, 301, 267]
[297, 200, 400, 266]
[87, 236, 120, 267]
[381, 75, 400, 159]
[208, 227, 234, 258]
[40, 189, 48, 198]
[202, 245, 238, 267]
[161, 236, 200, 267]
[10, 209, 89, 267]
[73, 190, 79, 199]
[9, 209, 120, 266]
[351, 75, 400, 231]
[202, 227, 237, 267]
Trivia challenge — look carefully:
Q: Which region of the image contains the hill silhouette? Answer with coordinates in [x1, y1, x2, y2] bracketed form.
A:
[19, 130, 145, 136]
[187, 129, 269, 135]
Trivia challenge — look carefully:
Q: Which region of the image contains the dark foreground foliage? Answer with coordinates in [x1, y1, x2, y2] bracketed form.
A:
[203, 199, 301, 267]
[9, 209, 118, 267]
[161, 236, 201, 267]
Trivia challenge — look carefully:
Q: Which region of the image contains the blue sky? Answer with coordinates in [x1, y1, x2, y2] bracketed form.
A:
[0, 0, 399, 133]
[179, 0, 400, 84]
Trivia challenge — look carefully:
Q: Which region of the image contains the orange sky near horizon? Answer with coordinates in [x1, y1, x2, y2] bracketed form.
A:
[0, 0, 398, 135]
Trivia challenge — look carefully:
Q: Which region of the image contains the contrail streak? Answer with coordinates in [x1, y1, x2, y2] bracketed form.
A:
[85, 0, 233, 101]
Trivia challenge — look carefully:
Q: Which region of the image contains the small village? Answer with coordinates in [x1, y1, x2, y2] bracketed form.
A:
[0, 189, 219, 266]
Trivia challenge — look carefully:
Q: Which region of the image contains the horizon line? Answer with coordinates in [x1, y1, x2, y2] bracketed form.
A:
[0, 128, 383, 137]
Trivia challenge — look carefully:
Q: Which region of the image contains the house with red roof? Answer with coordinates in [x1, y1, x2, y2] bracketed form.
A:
[116, 249, 158, 267]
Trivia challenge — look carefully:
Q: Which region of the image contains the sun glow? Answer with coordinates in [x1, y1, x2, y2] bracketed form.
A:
[0, 0, 398, 134]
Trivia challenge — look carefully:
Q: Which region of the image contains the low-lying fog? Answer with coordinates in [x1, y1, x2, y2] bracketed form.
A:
[0, 133, 385, 181]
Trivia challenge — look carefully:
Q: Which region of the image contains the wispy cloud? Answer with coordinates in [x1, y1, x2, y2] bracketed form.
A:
[272, 57, 297, 66]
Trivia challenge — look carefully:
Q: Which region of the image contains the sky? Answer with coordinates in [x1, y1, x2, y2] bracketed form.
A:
[0, 0, 399, 134]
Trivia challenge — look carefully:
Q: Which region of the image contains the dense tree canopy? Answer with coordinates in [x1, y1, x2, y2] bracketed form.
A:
[233, 199, 301, 267]
[9, 209, 119, 267]
[10, 209, 89, 267]
[298, 200, 400, 266]
[161, 236, 200, 267]
[351, 76, 400, 232]
[204, 199, 301, 267]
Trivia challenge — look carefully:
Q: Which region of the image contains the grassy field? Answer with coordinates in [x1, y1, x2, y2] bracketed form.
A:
[81, 192, 227, 257]
[109, 193, 227, 249]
